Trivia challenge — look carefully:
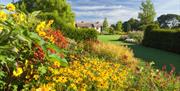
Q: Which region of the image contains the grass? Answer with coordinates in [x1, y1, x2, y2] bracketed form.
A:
[98, 34, 180, 73]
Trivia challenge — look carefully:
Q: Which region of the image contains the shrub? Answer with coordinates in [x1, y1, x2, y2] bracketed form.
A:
[0, 4, 68, 90]
[142, 27, 180, 54]
[128, 31, 144, 44]
[60, 25, 98, 41]
[130, 61, 180, 91]
[86, 42, 138, 69]
[138, 24, 159, 31]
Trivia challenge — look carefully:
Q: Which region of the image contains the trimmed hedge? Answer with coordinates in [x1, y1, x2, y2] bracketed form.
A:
[142, 27, 180, 54]
[59, 25, 98, 41]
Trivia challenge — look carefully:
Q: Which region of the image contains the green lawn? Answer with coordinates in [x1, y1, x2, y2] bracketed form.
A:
[98, 35, 180, 73]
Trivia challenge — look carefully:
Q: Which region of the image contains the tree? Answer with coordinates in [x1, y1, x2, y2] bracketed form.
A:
[138, 0, 156, 25]
[122, 22, 131, 32]
[15, 0, 75, 27]
[157, 14, 180, 28]
[102, 18, 109, 32]
[127, 18, 140, 31]
[115, 21, 122, 31]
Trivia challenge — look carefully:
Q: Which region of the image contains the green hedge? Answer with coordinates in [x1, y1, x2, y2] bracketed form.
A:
[59, 24, 98, 41]
[142, 27, 180, 54]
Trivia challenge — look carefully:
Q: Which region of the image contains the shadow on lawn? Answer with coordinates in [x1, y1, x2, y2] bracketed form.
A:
[127, 44, 180, 74]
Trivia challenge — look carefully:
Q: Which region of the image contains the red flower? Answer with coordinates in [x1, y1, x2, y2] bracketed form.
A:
[169, 64, 175, 75]
[162, 64, 166, 71]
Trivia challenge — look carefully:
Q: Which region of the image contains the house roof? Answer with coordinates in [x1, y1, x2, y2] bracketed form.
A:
[76, 21, 102, 28]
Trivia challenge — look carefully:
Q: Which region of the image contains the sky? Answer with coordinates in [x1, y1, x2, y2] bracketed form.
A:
[0, 0, 180, 23]
[67, 0, 180, 23]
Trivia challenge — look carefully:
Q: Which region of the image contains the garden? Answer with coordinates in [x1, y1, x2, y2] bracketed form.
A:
[0, 1, 180, 91]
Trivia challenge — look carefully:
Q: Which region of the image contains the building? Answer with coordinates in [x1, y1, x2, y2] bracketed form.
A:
[75, 21, 102, 33]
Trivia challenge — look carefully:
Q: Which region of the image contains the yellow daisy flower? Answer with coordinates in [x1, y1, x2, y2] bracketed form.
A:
[13, 67, 23, 77]
[6, 3, 16, 11]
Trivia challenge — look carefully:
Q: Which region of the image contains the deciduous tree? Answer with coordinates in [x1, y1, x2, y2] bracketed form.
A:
[115, 21, 122, 31]
[138, 0, 156, 25]
[15, 0, 75, 27]
[102, 18, 109, 32]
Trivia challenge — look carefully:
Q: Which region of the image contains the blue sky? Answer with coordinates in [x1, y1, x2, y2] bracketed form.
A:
[68, 0, 180, 23]
[0, 0, 180, 23]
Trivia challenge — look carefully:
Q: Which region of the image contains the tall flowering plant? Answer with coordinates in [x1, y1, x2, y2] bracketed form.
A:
[0, 4, 68, 90]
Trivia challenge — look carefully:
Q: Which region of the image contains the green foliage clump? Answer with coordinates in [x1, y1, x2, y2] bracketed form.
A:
[102, 18, 109, 33]
[15, 0, 75, 28]
[138, 0, 156, 25]
[115, 21, 122, 31]
[157, 14, 180, 28]
[128, 31, 144, 44]
[60, 25, 98, 41]
[123, 22, 131, 32]
[143, 27, 180, 54]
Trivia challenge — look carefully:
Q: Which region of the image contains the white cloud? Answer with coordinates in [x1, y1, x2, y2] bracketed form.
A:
[73, 5, 123, 10]
[74, 5, 138, 23]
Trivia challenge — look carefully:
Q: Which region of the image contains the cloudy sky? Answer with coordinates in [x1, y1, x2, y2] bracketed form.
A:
[67, 0, 180, 23]
[0, 0, 180, 23]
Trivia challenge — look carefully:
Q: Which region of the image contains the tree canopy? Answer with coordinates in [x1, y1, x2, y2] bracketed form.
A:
[138, 0, 156, 25]
[115, 21, 122, 31]
[122, 22, 131, 32]
[102, 18, 109, 32]
[15, 0, 75, 27]
[157, 14, 180, 28]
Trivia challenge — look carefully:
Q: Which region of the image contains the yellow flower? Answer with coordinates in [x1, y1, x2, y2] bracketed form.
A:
[19, 13, 25, 22]
[81, 83, 87, 89]
[49, 35, 55, 43]
[38, 31, 46, 37]
[25, 60, 28, 68]
[36, 21, 46, 32]
[36, 84, 50, 91]
[69, 83, 77, 90]
[97, 81, 109, 89]
[6, 3, 16, 11]
[53, 61, 61, 67]
[33, 75, 39, 80]
[12, 13, 18, 18]
[0, 11, 7, 21]
[57, 76, 67, 83]
[46, 20, 54, 28]
[13, 67, 23, 77]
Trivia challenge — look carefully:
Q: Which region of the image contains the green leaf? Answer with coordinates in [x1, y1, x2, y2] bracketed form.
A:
[29, 32, 45, 46]
[31, 11, 41, 17]
[48, 54, 68, 67]
[0, 71, 5, 79]
[46, 43, 63, 53]
[38, 65, 47, 75]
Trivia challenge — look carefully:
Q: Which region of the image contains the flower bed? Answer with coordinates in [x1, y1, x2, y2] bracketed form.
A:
[0, 4, 179, 91]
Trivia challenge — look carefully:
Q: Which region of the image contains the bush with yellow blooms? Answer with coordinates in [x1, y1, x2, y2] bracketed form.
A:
[0, 4, 68, 90]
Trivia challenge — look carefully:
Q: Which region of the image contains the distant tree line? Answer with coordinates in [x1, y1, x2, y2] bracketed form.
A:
[102, 0, 179, 33]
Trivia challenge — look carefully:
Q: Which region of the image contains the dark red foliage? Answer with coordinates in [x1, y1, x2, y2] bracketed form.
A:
[47, 48, 56, 54]
[33, 45, 45, 61]
[46, 29, 68, 49]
